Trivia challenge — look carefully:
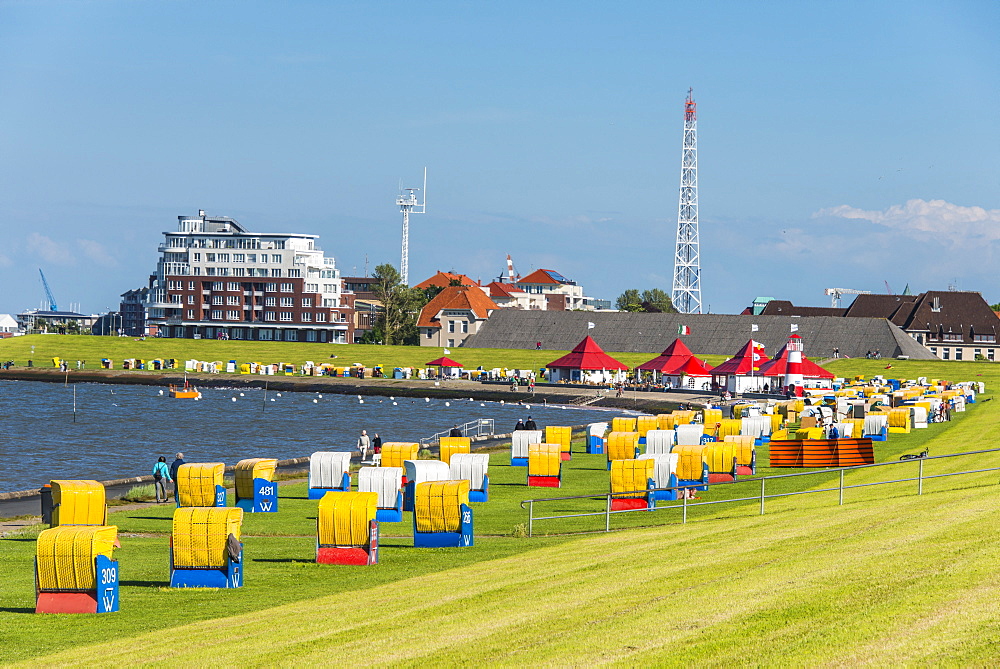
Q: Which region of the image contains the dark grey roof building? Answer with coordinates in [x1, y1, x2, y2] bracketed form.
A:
[462, 310, 935, 360]
[759, 290, 999, 361]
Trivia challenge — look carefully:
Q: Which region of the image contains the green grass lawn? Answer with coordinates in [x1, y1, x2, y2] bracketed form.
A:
[19, 472, 1000, 666]
[0, 334, 674, 373]
[3, 357, 999, 664]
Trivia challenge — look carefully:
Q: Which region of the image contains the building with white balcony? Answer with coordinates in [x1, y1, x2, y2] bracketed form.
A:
[145, 212, 353, 343]
[515, 269, 594, 311]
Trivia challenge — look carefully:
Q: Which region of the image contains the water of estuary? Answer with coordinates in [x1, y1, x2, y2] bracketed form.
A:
[0, 380, 625, 493]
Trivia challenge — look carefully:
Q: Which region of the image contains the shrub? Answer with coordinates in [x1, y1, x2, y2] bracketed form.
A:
[121, 484, 156, 502]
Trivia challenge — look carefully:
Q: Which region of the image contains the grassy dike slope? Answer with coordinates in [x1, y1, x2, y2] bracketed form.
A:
[0, 334, 723, 373]
[11, 357, 1000, 665]
[27, 483, 1000, 667]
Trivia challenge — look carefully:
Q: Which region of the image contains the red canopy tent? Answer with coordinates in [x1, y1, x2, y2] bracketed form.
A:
[547, 336, 628, 370]
[668, 356, 714, 377]
[426, 356, 464, 379]
[546, 336, 628, 383]
[710, 340, 768, 375]
[425, 357, 463, 367]
[757, 345, 835, 380]
[637, 338, 698, 373]
[710, 340, 769, 393]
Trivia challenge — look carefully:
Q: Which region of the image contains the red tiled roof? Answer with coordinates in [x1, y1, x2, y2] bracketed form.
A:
[414, 271, 478, 290]
[417, 285, 498, 329]
[517, 269, 562, 285]
[486, 281, 525, 298]
[546, 336, 629, 371]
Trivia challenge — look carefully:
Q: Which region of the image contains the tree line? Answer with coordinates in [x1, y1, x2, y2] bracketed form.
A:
[615, 288, 675, 313]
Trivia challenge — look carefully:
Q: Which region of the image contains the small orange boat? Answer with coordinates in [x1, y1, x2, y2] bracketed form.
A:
[169, 378, 201, 399]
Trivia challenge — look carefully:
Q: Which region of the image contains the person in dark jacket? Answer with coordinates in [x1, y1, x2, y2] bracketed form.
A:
[449, 425, 462, 437]
[524, 416, 537, 430]
[372, 433, 382, 454]
[514, 419, 525, 431]
[169, 452, 185, 500]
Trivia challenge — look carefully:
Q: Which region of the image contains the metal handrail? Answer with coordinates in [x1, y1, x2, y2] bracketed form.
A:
[420, 418, 495, 446]
[519, 447, 1000, 537]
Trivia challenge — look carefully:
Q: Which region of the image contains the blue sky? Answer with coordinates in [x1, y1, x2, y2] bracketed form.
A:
[1, 0, 998, 315]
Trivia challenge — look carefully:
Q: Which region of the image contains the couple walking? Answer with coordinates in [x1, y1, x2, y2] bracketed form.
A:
[357, 430, 382, 462]
[151, 452, 186, 503]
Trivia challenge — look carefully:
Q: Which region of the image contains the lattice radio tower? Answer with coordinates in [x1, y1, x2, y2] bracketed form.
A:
[396, 167, 427, 286]
[671, 88, 702, 314]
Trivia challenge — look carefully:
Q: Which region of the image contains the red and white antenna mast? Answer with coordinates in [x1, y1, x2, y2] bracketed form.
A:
[505, 254, 520, 282]
[671, 88, 703, 314]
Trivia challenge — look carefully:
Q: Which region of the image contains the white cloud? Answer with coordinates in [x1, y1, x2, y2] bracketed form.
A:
[813, 199, 1000, 242]
[27, 233, 73, 265]
[77, 239, 117, 267]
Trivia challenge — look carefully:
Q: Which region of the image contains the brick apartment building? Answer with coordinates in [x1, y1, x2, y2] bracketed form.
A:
[144, 212, 353, 343]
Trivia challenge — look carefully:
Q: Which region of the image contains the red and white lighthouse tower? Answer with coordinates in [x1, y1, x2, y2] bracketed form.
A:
[784, 334, 805, 392]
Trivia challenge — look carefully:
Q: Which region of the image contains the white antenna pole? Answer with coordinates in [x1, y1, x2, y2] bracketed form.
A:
[396, 167, 427, 286]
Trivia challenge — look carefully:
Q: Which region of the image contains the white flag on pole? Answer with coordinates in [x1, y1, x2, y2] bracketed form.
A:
[587, 322, 595, 329]
[790, 323, 799, 332]
[751, 324, 759, 332]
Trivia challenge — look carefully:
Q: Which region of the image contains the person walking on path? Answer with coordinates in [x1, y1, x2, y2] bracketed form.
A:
[371, 433, 383, 464]
[152, 456, 172, 503]
[169, 452, 186, 500]
[357, 430, 371, 462]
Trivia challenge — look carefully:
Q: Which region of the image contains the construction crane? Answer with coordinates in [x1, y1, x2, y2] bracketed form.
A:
[38, 269, 58, 311]
[824, 287, 871, 308]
